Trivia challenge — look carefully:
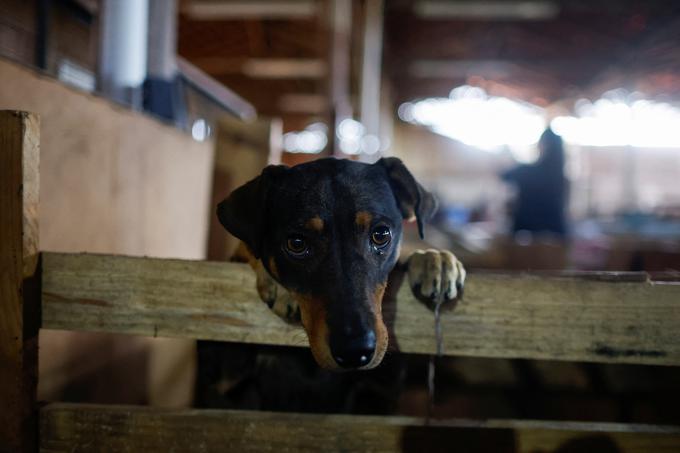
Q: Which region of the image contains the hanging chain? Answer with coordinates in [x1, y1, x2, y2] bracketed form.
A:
[426, 298, 444, 424]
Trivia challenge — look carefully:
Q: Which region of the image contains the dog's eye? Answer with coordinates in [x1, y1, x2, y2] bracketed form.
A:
[371, 225, 391, 248]
[285, 235, 309, 257]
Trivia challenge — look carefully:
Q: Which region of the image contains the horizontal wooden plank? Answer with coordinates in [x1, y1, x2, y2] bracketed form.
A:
[41, 252, 680, 365]
[39, 403, 680, 453]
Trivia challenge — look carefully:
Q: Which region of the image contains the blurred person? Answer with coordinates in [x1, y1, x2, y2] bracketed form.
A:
[501, 127, 569, 238]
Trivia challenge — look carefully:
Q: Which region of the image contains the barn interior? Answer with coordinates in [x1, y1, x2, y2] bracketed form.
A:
[2, 0, 680, 444]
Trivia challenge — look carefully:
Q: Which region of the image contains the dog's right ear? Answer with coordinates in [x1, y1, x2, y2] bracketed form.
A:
[377, 157, 438, 239]
[217, 165, 287, 259]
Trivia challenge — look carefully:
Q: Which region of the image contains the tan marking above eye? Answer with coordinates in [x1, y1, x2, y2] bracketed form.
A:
[305, 216, 324, 232]
[355, 211, 373, 230]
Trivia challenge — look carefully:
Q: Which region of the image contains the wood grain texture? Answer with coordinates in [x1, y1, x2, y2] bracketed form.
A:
[41, 252, 680, 365]
[0, 111, 39, 453]
[39, 403, 680, 453]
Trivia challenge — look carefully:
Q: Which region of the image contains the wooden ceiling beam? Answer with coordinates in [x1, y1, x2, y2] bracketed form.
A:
[406, 58, 603, 79]
[414, 1, 560, 21]
[178, 16, 323, 59]
[191, 57, 326, 79]
[278, 93, 328, 114]
[243, 58, 326, 78]
[182, 0, 319, 20]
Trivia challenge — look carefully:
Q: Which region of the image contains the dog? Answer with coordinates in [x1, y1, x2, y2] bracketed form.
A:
[217, 157, 465, 371]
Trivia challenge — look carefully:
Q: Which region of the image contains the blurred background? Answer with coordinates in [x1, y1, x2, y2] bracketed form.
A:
[2, 0, 680, 426]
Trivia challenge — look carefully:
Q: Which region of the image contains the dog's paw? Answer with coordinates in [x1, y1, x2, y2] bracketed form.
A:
[256, 272, 301, 323]
[407, 249, 466, 308]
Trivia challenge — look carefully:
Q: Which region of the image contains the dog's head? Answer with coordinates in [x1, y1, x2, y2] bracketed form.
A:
[217, 157, 436, 370]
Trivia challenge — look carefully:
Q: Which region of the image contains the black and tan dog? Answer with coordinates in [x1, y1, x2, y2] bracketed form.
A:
[217, 157, 465, 371]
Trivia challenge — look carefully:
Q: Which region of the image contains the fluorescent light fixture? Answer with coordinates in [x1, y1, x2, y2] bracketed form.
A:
[283, 122, 328, 154]
[415, 1, 559, 20]
[551, 90, 680, 148]
[283, 118, 380, 156]
[185, 1, 318, 20]
[337, 118, 365, 155]
[399, 85, 546, 160]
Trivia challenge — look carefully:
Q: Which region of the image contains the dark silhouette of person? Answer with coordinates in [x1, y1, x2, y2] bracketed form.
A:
[501, 127, 569, 237]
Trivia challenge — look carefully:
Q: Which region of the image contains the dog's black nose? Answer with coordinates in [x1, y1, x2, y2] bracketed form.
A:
[330, 330, 376, 368]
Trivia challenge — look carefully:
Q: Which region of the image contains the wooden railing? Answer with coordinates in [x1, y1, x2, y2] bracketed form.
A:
[42, 252, 680, 365]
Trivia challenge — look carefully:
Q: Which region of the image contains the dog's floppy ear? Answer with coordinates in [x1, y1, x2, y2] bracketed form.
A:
[377, 157, 438, 239]
[216, 165, 287, 259]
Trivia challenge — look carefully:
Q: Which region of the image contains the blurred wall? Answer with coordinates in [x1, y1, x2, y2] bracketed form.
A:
[576, 146, 680, 216]
[391, 122, 511, 210]
[0, 57, 214, 406]
[392, 122, 680, 220]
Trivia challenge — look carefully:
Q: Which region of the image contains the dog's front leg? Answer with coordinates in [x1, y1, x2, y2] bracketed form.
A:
[406, 249, 466, 308]
[232, 242, 301, 322]
[253, 261, 301, 322]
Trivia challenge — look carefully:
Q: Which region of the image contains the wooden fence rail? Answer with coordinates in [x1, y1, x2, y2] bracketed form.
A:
[39, 403, 680, 453]
[42, 252, 680, 366]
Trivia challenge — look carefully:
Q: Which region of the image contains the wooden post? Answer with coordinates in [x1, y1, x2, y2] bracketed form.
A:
[0, 111, 40, 453]
[359, 0, 384, 159]
[327, 0, 352, 156]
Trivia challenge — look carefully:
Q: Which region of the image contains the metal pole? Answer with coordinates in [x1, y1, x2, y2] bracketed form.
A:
[99, 0, 149, 109]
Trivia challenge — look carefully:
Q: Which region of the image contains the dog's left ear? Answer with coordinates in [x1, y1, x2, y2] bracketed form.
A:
[216, 165, 287, 259]
[377, 157, 438, 239]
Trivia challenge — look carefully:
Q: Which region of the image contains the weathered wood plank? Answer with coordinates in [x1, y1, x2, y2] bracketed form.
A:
[39, 403, 680, 453]
[41, 252, 680, 365]
[0, 111, 40, 453]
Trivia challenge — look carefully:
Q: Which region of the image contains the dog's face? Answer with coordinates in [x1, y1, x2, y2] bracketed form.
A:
[218, 157, 436, 370]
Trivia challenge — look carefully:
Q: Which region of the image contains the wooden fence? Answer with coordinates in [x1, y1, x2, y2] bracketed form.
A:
[2, 111, 680, 452]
